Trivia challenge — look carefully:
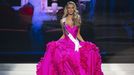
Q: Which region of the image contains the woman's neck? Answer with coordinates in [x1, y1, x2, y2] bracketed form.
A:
[66, 15, 74, 26]
[67, 15, 73, 19]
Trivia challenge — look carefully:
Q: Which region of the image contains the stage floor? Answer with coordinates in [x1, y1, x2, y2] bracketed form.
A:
[0, 63, 134, 75]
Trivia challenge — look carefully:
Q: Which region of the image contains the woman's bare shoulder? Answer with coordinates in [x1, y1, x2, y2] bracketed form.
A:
[60, 17, 66, 24]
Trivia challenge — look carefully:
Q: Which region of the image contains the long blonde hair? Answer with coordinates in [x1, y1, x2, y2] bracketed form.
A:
[62, 1, 81, 26]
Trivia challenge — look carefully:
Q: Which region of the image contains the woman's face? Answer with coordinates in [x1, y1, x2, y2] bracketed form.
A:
[67, 4, 75, 15]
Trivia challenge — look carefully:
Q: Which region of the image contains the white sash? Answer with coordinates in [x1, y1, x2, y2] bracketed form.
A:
[62, 18, 82, 52]
[68, 33, 82, 52]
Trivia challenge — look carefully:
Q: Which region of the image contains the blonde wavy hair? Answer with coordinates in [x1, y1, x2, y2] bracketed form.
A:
[62, 1, 81, 26]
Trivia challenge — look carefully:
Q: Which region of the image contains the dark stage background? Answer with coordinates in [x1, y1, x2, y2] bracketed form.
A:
[0, 0, 134, 63]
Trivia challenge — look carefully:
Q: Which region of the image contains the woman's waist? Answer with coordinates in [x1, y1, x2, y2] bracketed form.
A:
[64, 34, 77, 39]
[58, 37, 74, 43]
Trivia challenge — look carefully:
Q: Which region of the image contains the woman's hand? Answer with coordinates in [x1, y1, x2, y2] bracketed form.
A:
[77, 28, 85, 42]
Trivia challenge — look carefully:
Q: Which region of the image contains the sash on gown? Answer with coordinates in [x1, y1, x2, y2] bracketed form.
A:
[68, 33, 82, 52]
[62, 18, 81, 52]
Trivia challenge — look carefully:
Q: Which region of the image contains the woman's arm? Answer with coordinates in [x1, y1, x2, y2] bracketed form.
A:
[59, 34, 65, 39]
[77, 28, 85, 42]
[59, 19, 65, 39]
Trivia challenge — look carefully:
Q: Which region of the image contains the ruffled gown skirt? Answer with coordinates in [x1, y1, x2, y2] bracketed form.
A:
[36, 38, 103, 75]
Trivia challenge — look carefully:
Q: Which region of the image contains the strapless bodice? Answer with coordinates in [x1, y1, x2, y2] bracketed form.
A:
[64, 24, 79, 39]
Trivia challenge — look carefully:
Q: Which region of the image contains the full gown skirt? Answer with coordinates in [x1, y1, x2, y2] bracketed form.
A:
[36, 24, 104, 75]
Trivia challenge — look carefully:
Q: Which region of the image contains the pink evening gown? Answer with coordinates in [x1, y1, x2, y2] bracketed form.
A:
[36, 23, 104, 75]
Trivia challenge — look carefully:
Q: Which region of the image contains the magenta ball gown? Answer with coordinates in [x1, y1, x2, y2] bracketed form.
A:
[36, 24, 104, 75]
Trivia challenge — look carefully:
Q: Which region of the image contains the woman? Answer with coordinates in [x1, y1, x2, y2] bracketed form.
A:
[36, 1, 103, 75]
